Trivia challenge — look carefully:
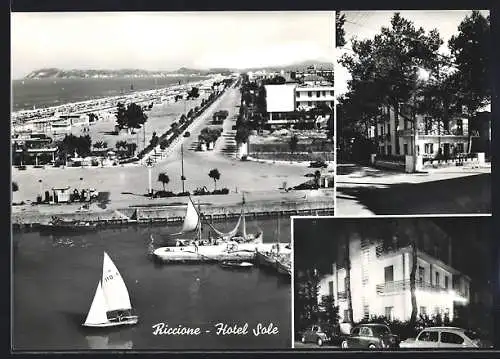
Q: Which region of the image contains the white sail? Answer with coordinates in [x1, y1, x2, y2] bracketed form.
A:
[102, 252, 132, 312]
[84, 281, 108, 326]
[181, 199, 199, 233]
[242, 210, 247, 239]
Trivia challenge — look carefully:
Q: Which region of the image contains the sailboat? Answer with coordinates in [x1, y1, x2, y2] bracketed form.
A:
[152, 196, 271, 262]
[83, 252, 139, 328]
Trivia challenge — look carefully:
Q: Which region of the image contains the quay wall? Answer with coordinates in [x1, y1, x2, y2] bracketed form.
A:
[12, 199, 335, 229]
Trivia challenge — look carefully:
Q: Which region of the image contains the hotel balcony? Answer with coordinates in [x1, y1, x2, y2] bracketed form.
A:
[337, 291, 347, 300]
[397, 129, 478, 137]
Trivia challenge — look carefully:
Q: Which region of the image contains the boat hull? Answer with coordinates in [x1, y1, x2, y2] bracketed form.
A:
[83, 316, 139, 328]
[219, 261, 254, 270]
[153, 242, 289, 263]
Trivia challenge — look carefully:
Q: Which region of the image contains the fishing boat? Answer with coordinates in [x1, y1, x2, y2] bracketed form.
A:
[39, 216, 98, 234]
[83, 252, 138, 328]
[219, 261, 254, 270]
[152, 196, 287, 263]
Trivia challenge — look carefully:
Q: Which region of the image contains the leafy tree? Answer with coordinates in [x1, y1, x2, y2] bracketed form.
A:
[12, 182, 19, 192]
[295, 269, 321, 335]
[289, 135, 299, 153]
[235, 126, 251, 145]
[115, 102, 128, 129]
[318, 294, 340, 337]
[115, 102, 148, 130]
[126, 102, 148, 129]
[208, 168, 221, 191]
[157, 172, 170, 191]
[449, 11, 490, 115]
[58, 134, 92, 158]
[150, 132, 159, 147]
[336, 12, 346, 47]
[339, 12, 443, 156]
[187, 87, 200, 99]
[449, 11, 490, 151]
[160, 139, 169, 150]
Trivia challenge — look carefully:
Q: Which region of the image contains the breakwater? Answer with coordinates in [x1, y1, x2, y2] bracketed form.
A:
[12, 199, 334, 230]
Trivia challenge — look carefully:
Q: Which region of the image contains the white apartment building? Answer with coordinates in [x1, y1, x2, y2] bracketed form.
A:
[373, 104, 475, 159]
[318, 232, 470, 324]
[265, 82, 334, 127]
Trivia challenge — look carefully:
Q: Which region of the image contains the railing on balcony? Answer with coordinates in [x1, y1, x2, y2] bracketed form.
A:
[376, 279, 449, 295]
[397, 129, 478, 137]
[397, 129, 413, 137]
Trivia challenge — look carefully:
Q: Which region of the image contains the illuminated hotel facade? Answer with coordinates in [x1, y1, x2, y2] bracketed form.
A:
[318, 232, 471, 323]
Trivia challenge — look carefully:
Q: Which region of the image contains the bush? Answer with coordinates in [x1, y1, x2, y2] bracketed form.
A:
[176, 191, 191, 197]
[212, 188, 230, 195]
[153, 190, 174, 198]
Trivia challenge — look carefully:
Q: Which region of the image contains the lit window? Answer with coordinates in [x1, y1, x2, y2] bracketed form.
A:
[385, 306, 394, 320]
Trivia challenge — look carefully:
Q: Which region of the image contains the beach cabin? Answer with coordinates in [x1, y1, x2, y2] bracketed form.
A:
[52, 186, 71, 203]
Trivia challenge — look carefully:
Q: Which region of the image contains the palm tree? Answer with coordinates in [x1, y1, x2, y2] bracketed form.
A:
[208, 168, 220, 191]
[94, 141, 108, 149]
[157, 172, 170, 191]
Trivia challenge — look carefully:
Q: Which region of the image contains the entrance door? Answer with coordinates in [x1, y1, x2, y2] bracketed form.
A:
[443, 143, 450, 158]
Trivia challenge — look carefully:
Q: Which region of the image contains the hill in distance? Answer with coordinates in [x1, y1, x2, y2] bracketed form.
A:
[24, 60, 332, 79]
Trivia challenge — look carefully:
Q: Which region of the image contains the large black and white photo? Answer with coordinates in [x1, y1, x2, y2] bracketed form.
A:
[335, 10, 491, 215]
[11, 11, 335, 351]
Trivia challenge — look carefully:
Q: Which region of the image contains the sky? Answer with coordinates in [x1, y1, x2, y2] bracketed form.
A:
[11, 11, 334, 79]
[335, 10, 490, 97]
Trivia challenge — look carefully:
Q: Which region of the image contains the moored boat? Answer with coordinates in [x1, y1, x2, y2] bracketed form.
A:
[153, 196, 268, 263]
[219, 261, 254, 270]
[39, 216, 98, 234]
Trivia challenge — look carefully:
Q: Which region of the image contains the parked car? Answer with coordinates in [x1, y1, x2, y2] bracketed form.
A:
[309, 160, 327, 168]
[341, 324, 399, 349]
[300, 325, 330, 346]
[399, 327, 493, 349]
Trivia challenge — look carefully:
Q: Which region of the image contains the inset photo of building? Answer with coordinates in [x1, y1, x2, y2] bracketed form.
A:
[293, 216, 494, 350]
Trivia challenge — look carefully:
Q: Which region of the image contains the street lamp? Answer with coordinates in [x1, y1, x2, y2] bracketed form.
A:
[146, 157, 154, 197]
[38, 179, 42, 196]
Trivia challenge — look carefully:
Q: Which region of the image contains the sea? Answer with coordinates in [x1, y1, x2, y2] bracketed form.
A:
[11, 76, 207, 112]
[12, 217, 292, 351]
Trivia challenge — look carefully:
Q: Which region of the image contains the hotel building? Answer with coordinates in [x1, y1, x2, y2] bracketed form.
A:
[318, 227, 470, 324]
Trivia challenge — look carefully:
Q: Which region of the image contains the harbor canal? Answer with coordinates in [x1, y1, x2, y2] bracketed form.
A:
[13, 217, 291, 350]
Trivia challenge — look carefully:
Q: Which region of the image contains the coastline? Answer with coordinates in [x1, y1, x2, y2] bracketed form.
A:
[11, 75, 216, 124]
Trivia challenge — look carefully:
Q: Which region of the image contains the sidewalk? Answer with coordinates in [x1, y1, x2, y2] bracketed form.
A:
[337, 162, 491, 189]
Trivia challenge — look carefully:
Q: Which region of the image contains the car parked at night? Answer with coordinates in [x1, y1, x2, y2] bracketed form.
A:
[300, 325, 330, 346]
[399, 327, 493, 349]
[341, 323, 399, 349]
